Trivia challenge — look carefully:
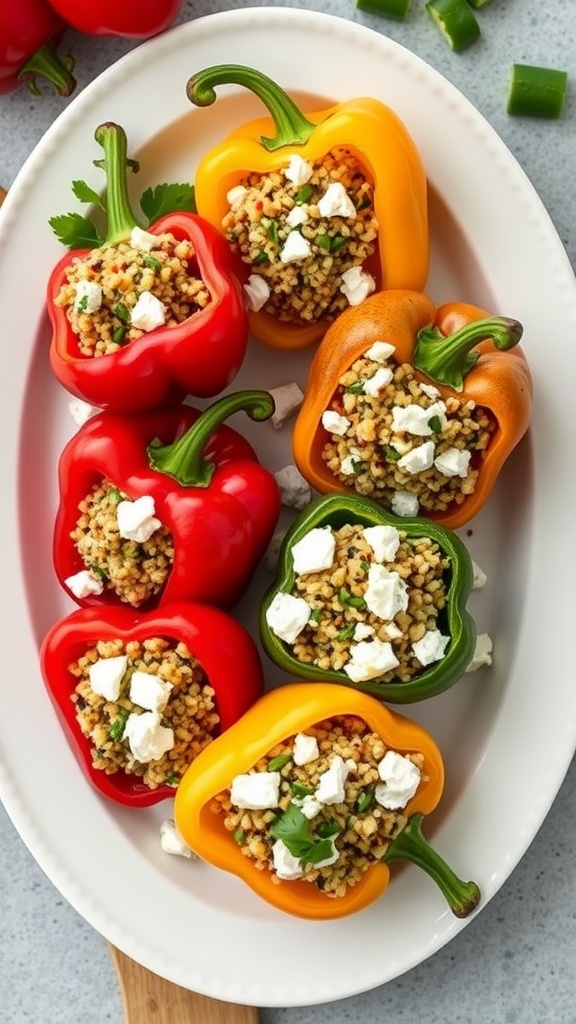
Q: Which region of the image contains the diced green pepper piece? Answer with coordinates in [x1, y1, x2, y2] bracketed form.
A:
[425, 0, 481, 52]
[356, 0, 411, 19]
[507, 63, 568, 118]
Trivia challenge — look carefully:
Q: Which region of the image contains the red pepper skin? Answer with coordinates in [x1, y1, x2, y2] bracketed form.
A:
[44, 0, 182, 38]
[47, 212, 249, 414]
[53, 403, 281, 611]
[0, 0, 76, 96]
[39, 603, 265, 806]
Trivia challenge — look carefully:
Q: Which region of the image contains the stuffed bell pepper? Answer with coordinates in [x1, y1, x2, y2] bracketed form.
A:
[40, 602, 265, 806]
[292, 289, 532, 528]
[186, 65, 429, 349]
[47, 122, 249, 412]
[174, 683, 480, 920]
[260, 494, 475, 704]
[55, 392, 281, 611]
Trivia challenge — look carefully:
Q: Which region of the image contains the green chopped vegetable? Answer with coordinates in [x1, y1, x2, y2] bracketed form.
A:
[507, 63, 568, 118]
[356, 0, 411, 18]
[425, 0, 481, 52]
[269, 803, 336, 865]
[267, 753, 293, 772]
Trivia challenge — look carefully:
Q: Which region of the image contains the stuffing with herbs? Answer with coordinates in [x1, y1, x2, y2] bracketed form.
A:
[70, 636, 220, 789]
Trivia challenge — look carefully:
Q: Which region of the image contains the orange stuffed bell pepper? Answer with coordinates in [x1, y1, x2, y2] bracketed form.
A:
[186, 64, 429, 350]
[174, 683, 480, 920]
[292, 289, 532, 529]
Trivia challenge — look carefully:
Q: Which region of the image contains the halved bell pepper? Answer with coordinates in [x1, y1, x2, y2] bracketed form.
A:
[47, 122, 249, 412]
[187, 64, 429, 350]
[292, 289, 532, 528]
[259, 493, 475, 704]
[40, 602, 265, 807]
[174, 683, 480, 920]
[54, 391, 281, 611]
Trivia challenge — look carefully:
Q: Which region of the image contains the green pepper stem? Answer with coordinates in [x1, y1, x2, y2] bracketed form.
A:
[186, 64, 317, 151]
[382, 813, 480, 918]
[19, 39, 76, 97]
[413, 316, 523, 392]
[147, 390, 275, 487]
[93, 123, 141, 246]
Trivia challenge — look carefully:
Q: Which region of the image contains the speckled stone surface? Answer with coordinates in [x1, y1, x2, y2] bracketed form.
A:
[1, 1, 576, 1021]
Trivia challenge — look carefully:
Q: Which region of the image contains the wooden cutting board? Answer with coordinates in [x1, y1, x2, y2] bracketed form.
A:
[110, 943, 260, 1022]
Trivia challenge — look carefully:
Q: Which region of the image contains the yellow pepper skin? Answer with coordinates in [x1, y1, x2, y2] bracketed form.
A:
[187, 65, 429, 350]
[175, 684, 479, 921]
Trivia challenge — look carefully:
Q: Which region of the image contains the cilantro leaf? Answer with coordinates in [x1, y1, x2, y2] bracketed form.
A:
[72, 178, 106, 210]
[269, 804, 338, 866]
[48, 212, 104, 250]
[139, 182, 196, 223]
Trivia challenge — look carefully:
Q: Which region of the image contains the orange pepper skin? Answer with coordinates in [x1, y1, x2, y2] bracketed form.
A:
[174, 683, 444, 920]
[192, 95, 429, 350]
[292, 289, 533, 529]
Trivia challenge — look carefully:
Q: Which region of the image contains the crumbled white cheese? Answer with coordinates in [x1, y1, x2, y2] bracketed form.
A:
[472, 560, 487, 590]
[265, 592, 311, 644]
[226, 184, 248, 207]
[68, 399, 99, 425]
[88, 655, 128, 702]
[365, 340, 396, 363]
[391, 400, 447, 437]
[353, 622, 375, 641]
[244, 273, 270, 312]
[343, 637, 399, 682]
[159, 819, 195, 859]
[362, 524, 401, 563]
[291, 526, 335, 575]
[434, 446, 471, 478]
[116, 494, 161, 543]
[340, 453, 362, 476]
[314, 838, 340, 869]
[269, 382, 304, 428]
[317, 182, 357, 219]
[315, 755, 352, 805]
[272, 839, 304, 880]
[465, 632, 493, 672]
[230, 771, 281, 810]
[286, 205, 308, 227]
[412, 628, 450, 666]
[64, 569, 104, 599]
[130, 226, 159, 252]
[363, 366, 394, 396]
[123, 712, 174, 763]
[375, 750, 421, 810]
[397, 440, 436, 475]
[130, 290, 166, 332]
[284, 154, 313, 185]
[340, 265, 375, 306]
[419, 381, 441, 399]
[364, 564, 409, 620]
[74, 279, 102, 313]
[321, 409, 350, 436]
[390, 490, 419, 517]
[293, 732, 319, 766]
[280, 230, 312, 263]
[129, 670, 173, 713]
[383, 621, 403, 640]
[297, 795, 323, 820]
[274, 464, 312, 510]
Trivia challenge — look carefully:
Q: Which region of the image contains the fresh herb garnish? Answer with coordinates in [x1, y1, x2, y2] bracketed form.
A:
[428, 414, 443, 433]
[269, 804, 337, 865]
[336, 623, 357, 642]
[295, 183, 314, 204]
[109, 707, 130, 742]
[267, 753, 292, 772]
[143, 254, 162, 271]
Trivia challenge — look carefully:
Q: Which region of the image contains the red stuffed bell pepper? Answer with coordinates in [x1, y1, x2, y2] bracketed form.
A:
[54, 392, 281, 611]
[44, 0, 182, 38]
[47, 122, 248, 413]
[0, 0, 76, 96]
[40, 602, 265, 806]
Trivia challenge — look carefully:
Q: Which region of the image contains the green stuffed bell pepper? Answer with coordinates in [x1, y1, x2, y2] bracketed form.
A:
[260, 494, 475, 703]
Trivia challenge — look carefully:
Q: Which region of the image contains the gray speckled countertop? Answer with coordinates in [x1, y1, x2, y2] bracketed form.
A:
[2, 1, 576, 1021]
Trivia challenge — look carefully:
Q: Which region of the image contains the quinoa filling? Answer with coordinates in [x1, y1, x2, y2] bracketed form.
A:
[265, 522, 450, 684]
[70, 636, 220, 789]
[222, 147, 378, 325]
[55, 230, 211, 357]
[70, 479, 173, 608]
[211, 715, 424, 897]
[321, 347, 496, 515]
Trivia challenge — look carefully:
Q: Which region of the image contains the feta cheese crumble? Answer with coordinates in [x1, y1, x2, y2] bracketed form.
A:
[160, 819, 195, 859]
[129, 670, 173, 713]
[284, 154, 313, 185]
[74, 279, 102, 314]
[364, 564, 409, 620]
[321, 409, 350, 436]
[362, 524, 401, 563]
[293, 732, 320, 766]
[64, 568, 104, 599]
[291, 526, 336, 575]
[391, 400, 447, 437]
[265, 592, 311, 644]
[130, 226, 160, 252]
[317, 181, 357, 219]
[129, 290, 166, 332]
[88, 655, 128, 702]
[339, 265, 375, 306]
[365, 340, 396, 363]
[465, 632, 493, 672]
[230, 771, 281, 810]
[244, 273, 270, 312]
[434, 446, 471, 478]
[363, 366, 394, 396]
[116, 495, 161, 543]
[123, 711, 174, 763]
[390, 490, 420, 517]
[412, 628, 450, 666]
[269, 382, 304, 429]
[279, 230, 312, 264]
[397, 440, 436, 474]
[343, 637, 400, 682]
[375, 750, 421, 809]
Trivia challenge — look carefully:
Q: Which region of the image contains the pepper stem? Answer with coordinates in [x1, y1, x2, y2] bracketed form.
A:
[413, 316, 523, 392]
[186, 64, 317, 151]
[19, 39, 77, 97]
[93, 123, 141, 246]
[382, 813, 480, 918]
[147, 390, 275, 487]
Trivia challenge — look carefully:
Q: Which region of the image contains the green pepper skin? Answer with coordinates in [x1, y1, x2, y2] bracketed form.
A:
[259, 494, 476, 704]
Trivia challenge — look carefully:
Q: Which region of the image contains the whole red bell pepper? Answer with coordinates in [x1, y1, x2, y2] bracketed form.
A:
[47, 122, 248, 413]
[45, 0, 182, 38]
[54, 392, 281, 611]
[0, 0, 76, 96]
[40, 602, 265, 807]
